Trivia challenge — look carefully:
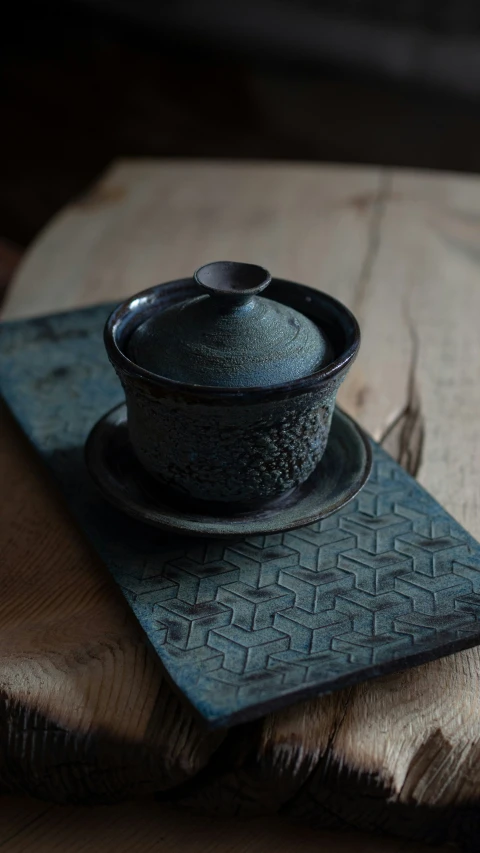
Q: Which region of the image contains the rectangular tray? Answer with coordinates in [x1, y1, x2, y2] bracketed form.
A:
[2, 303, 480, 728]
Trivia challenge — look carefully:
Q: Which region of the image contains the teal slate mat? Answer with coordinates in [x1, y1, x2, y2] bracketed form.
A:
[2, 303, 480, 728]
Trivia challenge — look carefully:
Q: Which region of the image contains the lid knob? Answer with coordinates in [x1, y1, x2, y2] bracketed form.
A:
[194, 261, 271, 305]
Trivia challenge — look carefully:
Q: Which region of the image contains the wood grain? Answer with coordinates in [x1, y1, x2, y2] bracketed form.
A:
[0, 796, 448, 853]
[3, 160, 480, 843]
[0, 404, 222, 800]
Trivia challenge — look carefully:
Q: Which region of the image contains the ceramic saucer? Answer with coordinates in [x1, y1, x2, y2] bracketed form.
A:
[85, 404, 372, 538]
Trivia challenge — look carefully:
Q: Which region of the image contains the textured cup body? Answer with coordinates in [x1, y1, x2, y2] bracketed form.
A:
[118, 372, 344, 503]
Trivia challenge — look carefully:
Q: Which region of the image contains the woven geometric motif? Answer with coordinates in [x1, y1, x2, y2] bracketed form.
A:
[116, 448, 480, 724]
[1, 303, 480, 728]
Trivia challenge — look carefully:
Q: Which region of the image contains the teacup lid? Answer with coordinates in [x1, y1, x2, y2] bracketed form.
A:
[128, 261, 332, 388]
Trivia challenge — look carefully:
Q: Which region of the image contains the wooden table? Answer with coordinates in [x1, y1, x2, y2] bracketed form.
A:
[2, 160, 480, 848]
[0, 796, 442, 852]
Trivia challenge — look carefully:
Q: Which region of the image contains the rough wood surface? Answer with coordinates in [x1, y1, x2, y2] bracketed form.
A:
[3, 160, 480, 845]
[0, 796, 448, 853]
[0, 404, 223, 801]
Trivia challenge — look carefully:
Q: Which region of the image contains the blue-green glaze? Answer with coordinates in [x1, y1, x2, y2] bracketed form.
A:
[128, 292, 332, 387]
[105, 276, 360, 505]
[129, 262, 331, 387]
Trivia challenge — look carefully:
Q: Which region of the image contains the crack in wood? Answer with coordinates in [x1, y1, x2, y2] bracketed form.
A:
[353, 171, 391, 320]
[380, 308, 424, 478]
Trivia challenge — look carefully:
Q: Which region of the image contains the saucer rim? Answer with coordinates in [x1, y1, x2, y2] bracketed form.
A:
[85, 404, 372, 538]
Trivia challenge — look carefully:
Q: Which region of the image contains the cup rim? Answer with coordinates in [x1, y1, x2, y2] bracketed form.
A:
[104, 276, 360, 401]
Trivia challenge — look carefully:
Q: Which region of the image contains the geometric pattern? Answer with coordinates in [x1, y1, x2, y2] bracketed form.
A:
[2, 303, 480, 729]
[115, 458, 480, 725]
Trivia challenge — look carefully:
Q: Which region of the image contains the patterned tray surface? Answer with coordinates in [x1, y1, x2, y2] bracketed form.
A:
[2, 304, 480, 728]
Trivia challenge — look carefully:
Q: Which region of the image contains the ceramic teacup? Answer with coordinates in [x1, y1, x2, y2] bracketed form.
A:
[104, 277, 360, 507]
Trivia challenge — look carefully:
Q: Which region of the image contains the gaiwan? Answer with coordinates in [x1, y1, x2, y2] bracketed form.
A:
[104, 261, 360, 506]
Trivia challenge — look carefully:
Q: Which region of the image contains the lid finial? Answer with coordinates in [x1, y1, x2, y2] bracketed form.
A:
[194, 261, 271, 304]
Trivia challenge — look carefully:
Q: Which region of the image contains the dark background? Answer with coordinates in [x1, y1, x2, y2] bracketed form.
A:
[2, 0, 480, 260]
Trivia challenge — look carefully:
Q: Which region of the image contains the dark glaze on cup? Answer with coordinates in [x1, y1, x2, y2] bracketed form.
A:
[104, 273, 360, 507]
